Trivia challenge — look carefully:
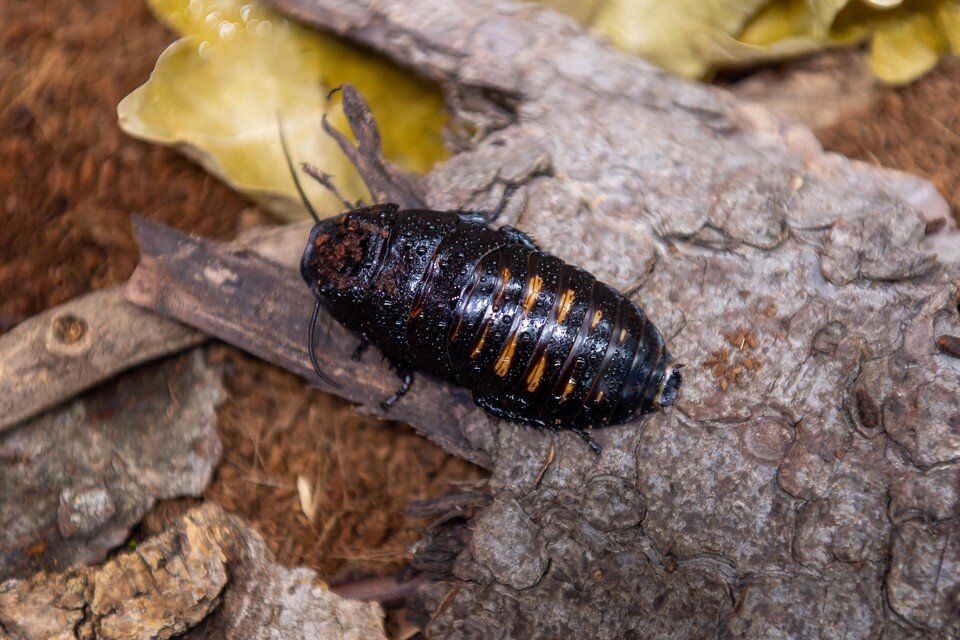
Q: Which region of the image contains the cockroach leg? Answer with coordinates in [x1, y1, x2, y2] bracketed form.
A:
[302, 163, 355, 211]
[381, 360, 415, 412]
[352, 335, 371, 362]
[460, 184, 520, 226]
[571, 427, 602, 455]
[498, 225, 539, 250]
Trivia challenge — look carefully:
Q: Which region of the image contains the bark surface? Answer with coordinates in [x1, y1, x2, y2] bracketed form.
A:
[135, 0, 960, 636]
[0, 287, 205, 432]
[0, 351, 222, 582]
[0, 505, 386, 640]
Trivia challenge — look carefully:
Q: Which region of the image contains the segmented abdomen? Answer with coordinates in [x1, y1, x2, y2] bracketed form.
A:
[438, 244, 668, 428]
[354, 210, 673, 430]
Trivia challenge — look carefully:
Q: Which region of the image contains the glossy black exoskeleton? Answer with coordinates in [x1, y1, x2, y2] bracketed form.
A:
[281, 111, 681, 455]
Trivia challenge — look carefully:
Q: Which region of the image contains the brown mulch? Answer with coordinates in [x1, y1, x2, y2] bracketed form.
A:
[818, 56, 960, 221]
[1, 0, 956, 588]
[0, 0, 248, 329]
[203, 346, 483, 580]
[142, 346, 484, 581]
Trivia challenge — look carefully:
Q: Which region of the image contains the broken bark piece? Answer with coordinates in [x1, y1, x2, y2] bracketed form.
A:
[0, 504, 387, 640]
[234, 219, 312, 270]
[730, 49, 880, 134]
[0, 351, 222, 581]
[0, 286, 204, 432]
[126, 217, 496, 470]
[330, 574, 425, 606]
[937, 333, 960, 358]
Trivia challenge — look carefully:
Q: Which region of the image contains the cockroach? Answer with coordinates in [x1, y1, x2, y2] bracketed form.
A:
[280, 127, 681, 455]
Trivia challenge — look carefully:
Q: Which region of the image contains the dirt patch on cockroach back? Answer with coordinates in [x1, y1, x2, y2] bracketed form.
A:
[1, 0, 957, 592]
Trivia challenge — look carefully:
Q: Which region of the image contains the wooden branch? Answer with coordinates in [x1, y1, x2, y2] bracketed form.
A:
[125, 217, 497, 470]
[0, 219, 314, 433]
[0, 286, 203, 432]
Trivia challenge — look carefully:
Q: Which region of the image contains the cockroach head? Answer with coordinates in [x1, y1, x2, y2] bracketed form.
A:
[300, 212, 389, 298]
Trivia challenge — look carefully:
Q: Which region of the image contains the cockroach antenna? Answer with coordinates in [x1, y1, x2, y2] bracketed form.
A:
[277, 113, 321, 225]
[307, 298, 339, 388]
[302, 163, 355, 211]
[277, 113, 339, 388]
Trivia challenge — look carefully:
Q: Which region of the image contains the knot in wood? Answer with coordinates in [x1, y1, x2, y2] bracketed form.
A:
[52, 314, 87, 345]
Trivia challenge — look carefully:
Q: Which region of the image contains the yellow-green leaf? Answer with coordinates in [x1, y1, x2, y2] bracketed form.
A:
[118, 0, 447, 221]
[545, 0, 958, 84]
[937, 2, 960, 51]
[587, 0, 770, 78]
[871, 10, 944, 83]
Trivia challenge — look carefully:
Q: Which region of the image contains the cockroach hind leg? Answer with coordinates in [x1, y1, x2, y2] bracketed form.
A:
[457, 211, 490, 225]
[499, 225, 540, 250]
[571, 427, 602, 455]
[474, 395, 558, 436]
[459, 184, 520, 226]
[473, 394, 509, 419]
[380, 360, 414, 412]
[491, 184, 519, 221]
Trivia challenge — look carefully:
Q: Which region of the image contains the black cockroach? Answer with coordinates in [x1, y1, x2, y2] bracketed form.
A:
[280, 122, 681, 455]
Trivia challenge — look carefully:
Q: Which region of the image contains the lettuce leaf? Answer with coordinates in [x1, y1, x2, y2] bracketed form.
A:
[118, 0, 447, 221]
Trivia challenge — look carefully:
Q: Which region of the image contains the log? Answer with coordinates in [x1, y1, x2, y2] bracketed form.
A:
[129, 0, 959, 636]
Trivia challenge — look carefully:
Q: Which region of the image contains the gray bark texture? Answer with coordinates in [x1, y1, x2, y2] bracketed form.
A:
[265, 0, 960, 634]
[133, 0, 960, 636]
[0, 351, 222, 582]
[0, 504, 386, 640]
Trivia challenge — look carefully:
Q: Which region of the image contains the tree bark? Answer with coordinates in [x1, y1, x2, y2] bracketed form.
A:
[0, 351, 222, 582]
[141, 0, 960, 636]
[0, 505, 386, 640]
